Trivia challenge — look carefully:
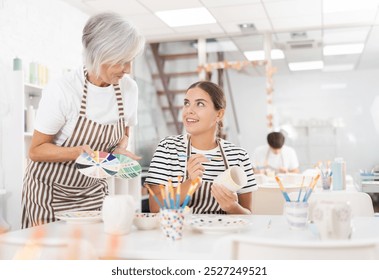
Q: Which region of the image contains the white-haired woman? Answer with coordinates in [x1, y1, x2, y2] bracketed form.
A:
[21, 12, 145, 228]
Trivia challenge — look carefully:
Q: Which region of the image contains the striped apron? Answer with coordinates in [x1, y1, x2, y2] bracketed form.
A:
[21, 69, 126, 228]
[185, 137, 228, 214]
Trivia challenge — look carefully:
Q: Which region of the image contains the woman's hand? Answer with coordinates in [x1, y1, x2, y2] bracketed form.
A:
[117, 134, 129, 150]
[211, 183, 238, 212]
[113, 146, 142, 160]
[80, 144, 95, 157]
[187, 154, 209, 180]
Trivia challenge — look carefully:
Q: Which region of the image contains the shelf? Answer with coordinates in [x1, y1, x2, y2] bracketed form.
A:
[362, 182, 379, 193]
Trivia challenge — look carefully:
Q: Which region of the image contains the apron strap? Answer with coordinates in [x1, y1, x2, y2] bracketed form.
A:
[184, 136, 229, 181]
[80, 67, 124, 118]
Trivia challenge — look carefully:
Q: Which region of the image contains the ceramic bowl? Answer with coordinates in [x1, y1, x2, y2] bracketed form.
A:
[133, 212, 160, 230]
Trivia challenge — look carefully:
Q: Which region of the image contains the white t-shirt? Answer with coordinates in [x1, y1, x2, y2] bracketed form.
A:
[35, 67, 138, 146]
[253, 145, 299, 171]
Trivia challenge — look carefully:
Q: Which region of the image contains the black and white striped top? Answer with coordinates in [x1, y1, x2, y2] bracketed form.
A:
[145, 134, 257, 194]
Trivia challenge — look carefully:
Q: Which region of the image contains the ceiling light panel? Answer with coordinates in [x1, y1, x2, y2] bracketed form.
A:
[156, 7, 216, 27]
[323, 28, 370, 45]
[244, 49, 285, 60]
[288, 60, 323, 71]
[323, 0, 379, 13]
[138, 0, 200, 11]
[323, 43, 365, 56]
[323, 10, 377, 26]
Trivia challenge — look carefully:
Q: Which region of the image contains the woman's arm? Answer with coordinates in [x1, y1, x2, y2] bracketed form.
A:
[288, 167, 300, 173]
[211, 184, 252, 214]
[29, 130, 93, 162]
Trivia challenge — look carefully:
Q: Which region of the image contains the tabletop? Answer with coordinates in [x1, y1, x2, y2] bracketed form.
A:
[1, 214, 379, 260]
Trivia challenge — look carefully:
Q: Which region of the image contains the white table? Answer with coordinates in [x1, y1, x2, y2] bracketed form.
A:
[1, 215, 379, 260]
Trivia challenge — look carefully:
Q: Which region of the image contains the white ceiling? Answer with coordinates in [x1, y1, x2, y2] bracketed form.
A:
[62, 0, 379, 74]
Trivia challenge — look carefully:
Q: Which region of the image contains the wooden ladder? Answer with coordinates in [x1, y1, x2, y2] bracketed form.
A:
[149, 42, 200, 134]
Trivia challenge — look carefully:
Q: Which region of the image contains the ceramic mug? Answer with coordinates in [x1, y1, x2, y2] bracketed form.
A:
[284, 201, 309, 230]
[214, 166, 247, 192]
[102, 194, 136, 235]
[160, 208, 185, 241]
[313, 200, 352, 240]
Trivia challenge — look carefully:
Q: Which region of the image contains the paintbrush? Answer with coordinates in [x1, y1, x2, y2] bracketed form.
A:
[145, 185, 164, 209]
[181, 177, 201, 208]
[275, 176, 291, 202]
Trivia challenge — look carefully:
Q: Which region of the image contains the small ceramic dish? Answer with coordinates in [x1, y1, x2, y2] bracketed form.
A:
[133, 212, 160, 230]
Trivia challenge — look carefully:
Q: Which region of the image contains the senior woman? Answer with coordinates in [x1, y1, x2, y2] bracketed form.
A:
[21, 12, 145, 228]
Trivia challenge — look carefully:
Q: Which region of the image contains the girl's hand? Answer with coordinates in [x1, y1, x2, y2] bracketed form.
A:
[211, 183, 238, 212]
[187, 154, 209, 180]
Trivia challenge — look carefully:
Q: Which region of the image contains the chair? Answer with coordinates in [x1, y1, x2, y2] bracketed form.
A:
[215, 235, 379, 260]
[252, 187, 293, 214]
[252, 174, 314, 215]
[307, 192, 374, 220]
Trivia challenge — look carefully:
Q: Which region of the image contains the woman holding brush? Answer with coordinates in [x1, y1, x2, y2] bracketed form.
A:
[145, 81, 257, 214]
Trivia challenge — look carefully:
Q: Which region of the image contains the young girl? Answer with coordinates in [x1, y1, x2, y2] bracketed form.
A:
[145, 81, 256, 214]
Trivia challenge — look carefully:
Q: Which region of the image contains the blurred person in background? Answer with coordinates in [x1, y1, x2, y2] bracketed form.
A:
[253, 131, 299, 175]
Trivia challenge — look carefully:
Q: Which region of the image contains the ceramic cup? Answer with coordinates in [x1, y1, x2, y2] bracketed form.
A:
[133, 212, 160, 230]
[313, 200, 352, 240]
[284, 201, 309, 230]
[214, 166, 247, 192]
[102, 194, 136, 235]
[159, 208, 185, 241]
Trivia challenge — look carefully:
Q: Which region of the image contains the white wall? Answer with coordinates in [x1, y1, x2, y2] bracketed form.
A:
[229, 68, 379, 176]
[0, 0, 87, 230]
[0, 0, 86, 79]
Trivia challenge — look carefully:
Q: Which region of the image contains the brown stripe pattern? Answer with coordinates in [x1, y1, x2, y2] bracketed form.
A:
[21, 68, 126, 228]
[186, 137, 228, 214]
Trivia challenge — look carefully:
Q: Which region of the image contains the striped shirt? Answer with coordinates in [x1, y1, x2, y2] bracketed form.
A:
[145, 134, 257, 194]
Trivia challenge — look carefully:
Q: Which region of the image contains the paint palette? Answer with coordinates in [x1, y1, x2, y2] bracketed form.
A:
[188, 215, 251, 234]
[75, 151, 120, 178]
[114, 154, 142, 179]
[55, 210, 102, 224]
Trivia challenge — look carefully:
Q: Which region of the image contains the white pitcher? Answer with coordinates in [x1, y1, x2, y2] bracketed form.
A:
[313, 200, 352, 240]
[102, 194, 136, 235]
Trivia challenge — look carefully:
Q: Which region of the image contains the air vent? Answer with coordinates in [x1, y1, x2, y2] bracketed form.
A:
[238, 23, 257, 34]
[290, 31, 307, 40]
[287, 40, 317, 49]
